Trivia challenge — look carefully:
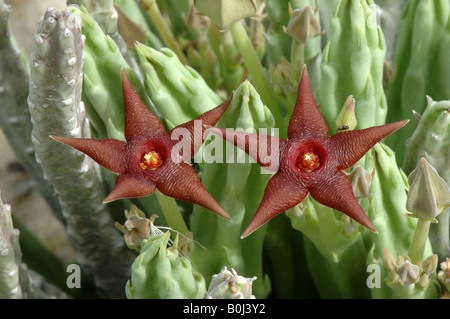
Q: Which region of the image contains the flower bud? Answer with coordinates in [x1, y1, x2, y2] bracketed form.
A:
[335, 95, 357, 131]
[345, 164, 372, 198]
[396, 260, 420, 285]
[195, 0, 257, 30]
[115, 205, 154, 252]
[438, 258, 450, 292]
[418, 272, 429, 288]
[422, 254, 438, 274]
[283, 6, 324, 45]
[383, 247, 397, 271]
[204, 266, 257, 299]
[406, 158, 450, 221]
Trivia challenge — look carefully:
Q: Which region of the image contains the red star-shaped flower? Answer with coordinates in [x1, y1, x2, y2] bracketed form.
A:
[51, 70, 233, 220]
[209, 66, 408, 237]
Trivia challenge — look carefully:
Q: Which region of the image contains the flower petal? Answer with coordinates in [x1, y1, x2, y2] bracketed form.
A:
[169, 93, 234, 161]
[121, 69, 166, 141]
[308, 169, 377, 232]
[288, 66, 328, 139]
[103, 173, 156, 203]
[329, 120, 409, 169]
[241, 170, 309, 238]
[207, 127, 286, 172]
[156, 162, 231, 220]
[50, 135, 127, 174]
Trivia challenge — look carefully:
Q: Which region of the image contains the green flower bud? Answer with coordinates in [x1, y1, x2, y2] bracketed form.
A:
[418, 272, 430, 288]
[204, 266, 256, 299]
[194, 0, 257, 30]
[406, 158, 450, 221]
[283, 6, 324, 45]
[383, 247, 397, 271]
[345, 164, 372, 198]
[422, 254, 438, 274]
[335, 95, 357, 131]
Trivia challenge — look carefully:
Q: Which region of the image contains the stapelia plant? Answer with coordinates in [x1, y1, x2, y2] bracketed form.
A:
[52, 70, 233, 221]
[209, 67, 408, 238]
[1, 0, 450, 300]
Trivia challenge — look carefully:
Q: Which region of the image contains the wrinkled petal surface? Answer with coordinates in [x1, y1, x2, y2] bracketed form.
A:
[329, 120, 409, 169]
[308, 169, 377, 232]
[104, 173, 156, 203]
[288, 67, 328, 139]
[155, 161, 231, 220]
[51, 136, 127, 174]
[121, 69, 166, 141]
[241, 170, 309, 238]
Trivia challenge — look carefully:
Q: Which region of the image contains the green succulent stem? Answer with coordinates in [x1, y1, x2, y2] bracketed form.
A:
[229, 21, 284, 131]
[140, 0, 188, 65]
[290, 39, 305, 81]
[408, 218, 432, 265]
[155, 190, 189, 235]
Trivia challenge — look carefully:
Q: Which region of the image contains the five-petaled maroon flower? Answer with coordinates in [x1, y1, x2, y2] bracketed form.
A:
[209, 66, 408, 238]
[51, 70, 233, 221]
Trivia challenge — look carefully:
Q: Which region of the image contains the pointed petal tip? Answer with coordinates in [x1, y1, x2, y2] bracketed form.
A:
[48, 135, 76, 148]
[49, 135, 63, 142]
[240, 219, 262, 239]
[366, 222, 378, 234]
[223, 213, 232, 221]
[102, 197, 115, 204]
[211, 205, 232, 221]
[400, 119, 410, 126]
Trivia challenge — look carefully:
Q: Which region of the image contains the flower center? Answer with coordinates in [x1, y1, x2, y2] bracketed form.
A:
[298, 152, 320, 172]
[140, 151, 162, 170]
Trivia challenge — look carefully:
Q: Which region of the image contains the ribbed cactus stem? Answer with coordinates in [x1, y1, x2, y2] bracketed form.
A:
[27, 8, 135, 298]
[136, 43, 222, 128]
[386, 0, 450, 163]
[0, 191, 22, 298]
[67, 0, 141, 79]
[319, 0, 387, 133]
[0, 0, 64, 222]
[126, 232, 206, 299]
[0, 192, 71, 299]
